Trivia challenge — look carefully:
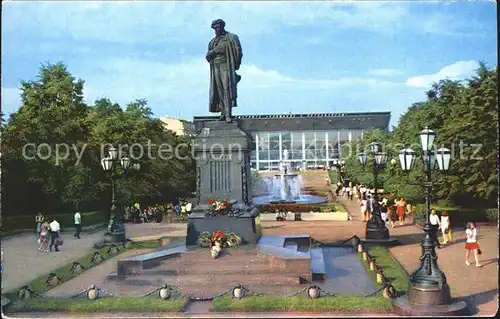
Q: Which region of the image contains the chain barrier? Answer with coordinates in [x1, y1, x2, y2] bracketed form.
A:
[70, 285, 116, 299]
[364, 283, 388, 297]
[18, 286, 46, 299]
[137, 286, 163, 298]
[17, 237, 397, 302]
[169, 286, 234, 301]
[313, 235, 359, 247]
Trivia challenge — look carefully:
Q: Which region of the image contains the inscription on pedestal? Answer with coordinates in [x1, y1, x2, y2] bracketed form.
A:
[209, 159, 232, 192]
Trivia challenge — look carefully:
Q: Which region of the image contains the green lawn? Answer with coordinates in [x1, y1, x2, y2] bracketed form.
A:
[359, 244, 409, 294]
[211, 296, 392, 312]
[7, 297, 188, 313]
[3, 240, 162, 301]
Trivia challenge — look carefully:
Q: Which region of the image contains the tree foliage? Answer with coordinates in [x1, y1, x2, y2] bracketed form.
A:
[345, 63, 498, 207]
[1, 63, 195, 216]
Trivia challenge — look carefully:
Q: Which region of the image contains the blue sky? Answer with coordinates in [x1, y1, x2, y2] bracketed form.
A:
[1, 1, 497, 128]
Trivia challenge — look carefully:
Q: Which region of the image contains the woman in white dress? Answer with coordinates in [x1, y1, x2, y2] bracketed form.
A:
[440, 211, 451, 244]
[360, 194, 368, 222]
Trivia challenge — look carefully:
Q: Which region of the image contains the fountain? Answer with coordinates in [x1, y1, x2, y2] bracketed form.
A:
[252, 150, 326, 205]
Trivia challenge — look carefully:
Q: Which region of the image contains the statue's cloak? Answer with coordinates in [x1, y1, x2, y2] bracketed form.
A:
[208, 32, 243, 113]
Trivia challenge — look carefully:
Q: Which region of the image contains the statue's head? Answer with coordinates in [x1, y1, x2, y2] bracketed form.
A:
[211, 19, 226, 36]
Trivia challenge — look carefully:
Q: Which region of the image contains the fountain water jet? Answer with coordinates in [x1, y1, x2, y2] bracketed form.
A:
[252, 150, 326, 205]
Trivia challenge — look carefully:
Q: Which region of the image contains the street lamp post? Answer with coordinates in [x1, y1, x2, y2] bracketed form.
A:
[358, 142, 391, 240]
[101, 147, 140, 243]
[331, 159, 347, 185]
[393, 127, 466, 315]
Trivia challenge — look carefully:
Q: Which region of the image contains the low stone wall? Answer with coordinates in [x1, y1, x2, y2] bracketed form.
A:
[259, 212, 349, 222]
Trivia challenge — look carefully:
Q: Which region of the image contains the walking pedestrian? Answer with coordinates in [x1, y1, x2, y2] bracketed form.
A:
[366, 195, 374, 221]
[39, 220, 50, 252]
[465, 222, 482, 267]
[429, 209, 442, 249]
[73, 211, 82, 239]
[360, 194, 368, 222]
[440, 211, 452, 244]
[35, 212, 44, 243]
[49, 218, 61, 252]
[395, 197, 406, 226]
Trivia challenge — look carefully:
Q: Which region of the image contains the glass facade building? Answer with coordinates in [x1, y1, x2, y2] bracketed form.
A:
[249, 129, 365, 170]
[192, 112, 391, 171]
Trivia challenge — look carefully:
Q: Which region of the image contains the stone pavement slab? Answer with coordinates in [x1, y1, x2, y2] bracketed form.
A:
[1, 223, 187, 293]
[1, 230, 107, 293]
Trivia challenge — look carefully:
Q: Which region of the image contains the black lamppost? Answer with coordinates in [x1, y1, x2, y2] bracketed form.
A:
[331, 159, 346, 185]
[393, 128, 466, 314]
[101, 147, 140, 243]
[358, 142, 393, 240]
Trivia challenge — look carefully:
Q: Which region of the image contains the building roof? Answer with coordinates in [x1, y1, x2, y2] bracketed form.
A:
[192, 112, 391, 133]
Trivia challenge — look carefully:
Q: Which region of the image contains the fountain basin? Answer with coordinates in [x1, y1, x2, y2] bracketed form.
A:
[253, 194, 327, 205]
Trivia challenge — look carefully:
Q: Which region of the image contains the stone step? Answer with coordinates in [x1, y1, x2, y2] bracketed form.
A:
[115, 273, 301, 287]
[180, 249, 259, 258]
[154, 263, 298, 275]
[310, 248, 326, 280]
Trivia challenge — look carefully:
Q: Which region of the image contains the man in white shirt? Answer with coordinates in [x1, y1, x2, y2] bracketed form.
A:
[429, 209, 442, 249]
[73, 211, 82, 239]
[186, 202, 192, 213]
[49, 218, 61, 252]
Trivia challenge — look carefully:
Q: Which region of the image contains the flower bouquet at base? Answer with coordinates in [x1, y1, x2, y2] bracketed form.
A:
[210, 230, 227, 247]
[226, 232, 242, 247]
[206, 198, 237, 217]
[196, 231, 212, 248]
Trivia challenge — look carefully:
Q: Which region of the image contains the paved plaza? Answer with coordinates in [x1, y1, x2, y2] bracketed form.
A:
[1, 183, 497, 316]
[1, 223, 186, 293]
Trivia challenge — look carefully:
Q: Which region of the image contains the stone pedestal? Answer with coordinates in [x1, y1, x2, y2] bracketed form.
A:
[186, 120, 260, 246]
[186, 207, 260, 246]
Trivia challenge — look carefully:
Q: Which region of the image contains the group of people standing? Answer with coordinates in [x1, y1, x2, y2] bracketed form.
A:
[35, 212, 64, 252]
[124, 203, 164, 223]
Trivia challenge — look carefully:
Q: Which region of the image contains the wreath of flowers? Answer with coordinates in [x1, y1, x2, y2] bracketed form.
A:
[196, 230, 242, 249]
[205, 198, 243, 218]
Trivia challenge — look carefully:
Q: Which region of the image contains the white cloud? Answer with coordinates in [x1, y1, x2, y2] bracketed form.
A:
[1, 1, 480, 44]
[369, 68, 403, 77]
[76, 57, 398, 120]
[405, 60, 479, 88]
[81, 57, 397, 101]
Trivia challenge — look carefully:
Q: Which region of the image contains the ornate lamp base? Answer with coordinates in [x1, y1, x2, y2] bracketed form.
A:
[393, 294, 468, 316]
[365, 226, 390, 240]
[104, 231, 126, 244]
[408, 282, 451, 305]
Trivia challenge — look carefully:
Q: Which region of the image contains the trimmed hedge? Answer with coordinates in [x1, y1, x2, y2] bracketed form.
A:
[2, 211, 108, 233]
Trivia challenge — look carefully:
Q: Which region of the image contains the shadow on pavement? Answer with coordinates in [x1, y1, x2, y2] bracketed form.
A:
[455, 288, 498, 316]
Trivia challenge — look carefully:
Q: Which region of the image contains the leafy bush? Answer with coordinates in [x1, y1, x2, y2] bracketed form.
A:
[485, 208, 498, 222]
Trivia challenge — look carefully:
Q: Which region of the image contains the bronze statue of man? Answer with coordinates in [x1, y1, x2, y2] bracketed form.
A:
[206, 19, 243, 123]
